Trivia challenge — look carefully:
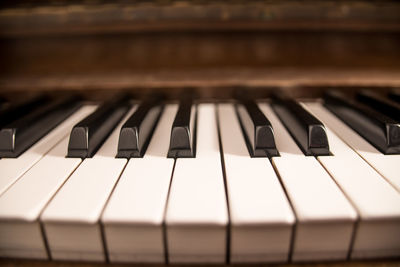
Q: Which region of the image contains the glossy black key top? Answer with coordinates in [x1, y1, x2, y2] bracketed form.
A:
[235, 97, 279, 157]
[356, 90, 400, 122]
[324, 90, 400, 154]
[68, 93, 131, 158]
[117, 94, 164, 158]
[271, 93, 330, 156]
[388, 90, 400, 104]
[0, 94, 49, 129]
[168, 95, 196, 158]
[0, 95, 81, 158]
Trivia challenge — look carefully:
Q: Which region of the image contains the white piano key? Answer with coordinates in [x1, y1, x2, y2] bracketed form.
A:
[41, 106, 136, 262]
[308, 101, 400, 193]
[0, 106, 96, 259]
[0, 106, 96, 196]
[218, 104, 294, 263]
[304, 102, 400, 259]
[101, 105, 178, 263]
[259, 103, 357, 262]
[165, 104, 228, 263]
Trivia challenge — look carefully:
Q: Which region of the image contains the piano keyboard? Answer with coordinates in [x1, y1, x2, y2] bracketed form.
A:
[0, 90, 399, 264]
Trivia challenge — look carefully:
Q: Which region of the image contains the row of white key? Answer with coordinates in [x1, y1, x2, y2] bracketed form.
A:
[303, 102, 400, 259]
[0, 102, 399, 263]
[0, 105, 97, 258]
[260, 104, 357, 261]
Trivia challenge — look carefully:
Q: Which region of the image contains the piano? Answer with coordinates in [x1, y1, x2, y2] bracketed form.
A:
[0, 1, 399, 266]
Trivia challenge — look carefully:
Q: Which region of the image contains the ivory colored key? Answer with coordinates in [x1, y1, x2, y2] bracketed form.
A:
[310, 101, 400, 192]
[260, 103, 357, 262]
[0, 106, 96, 259]
[0, 106, 96, 196]
[165, 104, 228, 263]
[41, 106, 136, 262]
[304, 102, 400, 259]
[218, 104, 294, 263]
[102, 105, 177, 263]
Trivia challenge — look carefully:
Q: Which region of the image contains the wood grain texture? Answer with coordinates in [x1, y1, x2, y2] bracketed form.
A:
[1, 69, 399, 98]
[1, 31, 399, 96]
[1, 258, 400, 267]
[1, 0, 400, 37]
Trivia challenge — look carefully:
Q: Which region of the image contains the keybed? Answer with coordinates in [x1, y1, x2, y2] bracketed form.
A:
[0, 91, 399, 263]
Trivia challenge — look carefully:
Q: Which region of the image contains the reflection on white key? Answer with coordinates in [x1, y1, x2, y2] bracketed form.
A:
[218, 104, 294, 263]
[0, 106, 96, 196]
[41, 106, 136, 262]
[308, 102, 400, 192]
[102, 105, 177, 263]
[304, 102, 400, 259]
[0, 106, 96, 259]
[166, 104, 228, 263]
[259, 103, 357, 262]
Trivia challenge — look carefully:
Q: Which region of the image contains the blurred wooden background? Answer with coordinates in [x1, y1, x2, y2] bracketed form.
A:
[1, 0, 400, 98]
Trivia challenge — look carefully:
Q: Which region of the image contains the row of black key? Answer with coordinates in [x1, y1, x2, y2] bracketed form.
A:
[325, 90, 400, 154]
[65, 91, 330, 159]
[0, 94, 81, 158]
[1, 89, 399, 159]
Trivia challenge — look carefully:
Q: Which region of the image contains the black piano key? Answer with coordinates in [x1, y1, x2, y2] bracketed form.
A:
[168, 95, 196, 158]
[356, 90, 400, 122]
[68, 93, 131, 158]
[117, 94, 164, 158]
[0, 94, 50, 129]
[388, 90, 400, 104]
[271, 94, 330, 156]
[324, 90, 400, 154]
[235, 97, 279, 157]
[0, 95, 81, 158]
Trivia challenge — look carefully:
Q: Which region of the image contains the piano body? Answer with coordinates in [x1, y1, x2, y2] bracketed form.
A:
[0, 1, 400, 266]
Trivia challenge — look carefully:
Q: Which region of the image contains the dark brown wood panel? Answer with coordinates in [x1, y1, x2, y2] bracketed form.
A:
[1, 0, 400, 36]
[1, 258, 400, 267]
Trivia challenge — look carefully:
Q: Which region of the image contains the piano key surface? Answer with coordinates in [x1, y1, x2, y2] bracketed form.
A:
[218, 104, 294, 263]
[102, 105, 178, 263]
[41, 106, 137, 261]
[0, 106, 97, 259]
[0, 92, 399, 264]
[260, 104, 357, 262]
[165, 104, 228, 263]
[304, 103, 400, 259]
[0, 106, 97, 195]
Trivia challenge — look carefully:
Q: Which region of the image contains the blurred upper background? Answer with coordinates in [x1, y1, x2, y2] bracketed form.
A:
[1, 0, 400, 98]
